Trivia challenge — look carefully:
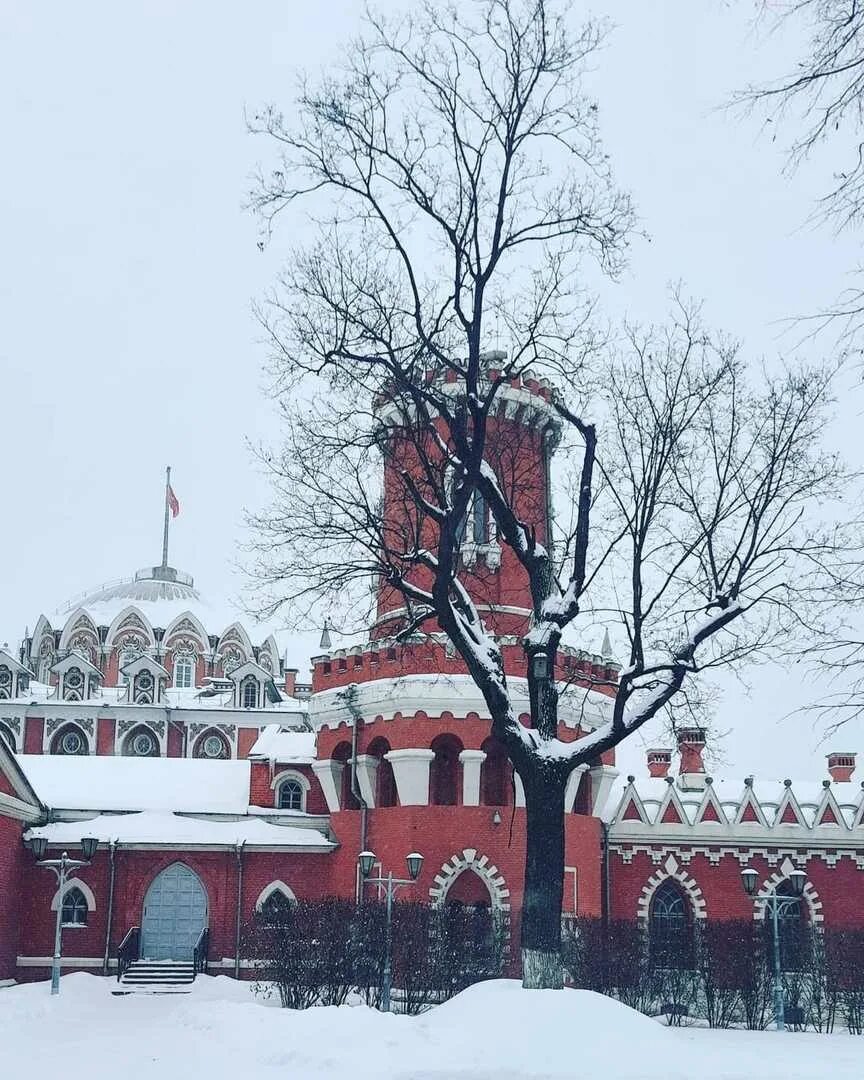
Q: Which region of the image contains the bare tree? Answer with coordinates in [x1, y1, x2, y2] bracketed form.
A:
[738, 1, 864, 345]
[248, 0, 844, 987]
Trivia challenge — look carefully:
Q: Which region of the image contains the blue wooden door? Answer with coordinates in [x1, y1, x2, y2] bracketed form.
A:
[141, 864, 208, 961]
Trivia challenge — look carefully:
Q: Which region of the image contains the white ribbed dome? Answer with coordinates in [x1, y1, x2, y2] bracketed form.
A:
[78, 566, 200, 607]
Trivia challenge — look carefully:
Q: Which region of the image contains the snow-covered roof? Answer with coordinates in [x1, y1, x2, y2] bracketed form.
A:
[248, 725, 317, 763]
[24, 811, 333, 849]
[17, 755, 254, 814]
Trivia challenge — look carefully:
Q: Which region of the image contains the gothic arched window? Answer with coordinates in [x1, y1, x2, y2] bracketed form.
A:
[52, 725, 88, 756]
[649, 880, 694, 969]
[260, 889, 294, 926]
[0, 723, 15, 749]
[772, 880, 807, 972]
[61, 886, 88, 926]
[123, 726, 159, 758]
[242, 677, 258, 709]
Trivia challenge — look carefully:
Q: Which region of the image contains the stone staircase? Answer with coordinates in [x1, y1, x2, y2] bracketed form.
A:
[113, 959, 196, 995]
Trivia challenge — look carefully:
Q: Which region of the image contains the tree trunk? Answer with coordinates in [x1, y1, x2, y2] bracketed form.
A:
[520, 767, 567, 989]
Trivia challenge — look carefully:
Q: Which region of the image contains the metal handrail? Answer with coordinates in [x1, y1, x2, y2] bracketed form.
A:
[193, 926, 209, 976]
[58, 577, 133, 614]
[116, 926, 140, 981]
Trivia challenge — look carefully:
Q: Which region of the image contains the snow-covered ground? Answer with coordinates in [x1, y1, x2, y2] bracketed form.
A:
[1, 974, 859, 1080]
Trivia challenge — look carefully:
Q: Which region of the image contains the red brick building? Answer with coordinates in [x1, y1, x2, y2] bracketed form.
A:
[0, 370, 861, 987]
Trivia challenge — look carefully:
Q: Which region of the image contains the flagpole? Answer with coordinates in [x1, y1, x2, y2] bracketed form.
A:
[161, 465, 171, 568]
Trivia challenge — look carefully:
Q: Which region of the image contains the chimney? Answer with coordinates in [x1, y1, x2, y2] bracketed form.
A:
[827, 752, 856, 783]
[677, 727, 707, 790]
[647, 748, 672, 779]
[284, 668, 298, 697]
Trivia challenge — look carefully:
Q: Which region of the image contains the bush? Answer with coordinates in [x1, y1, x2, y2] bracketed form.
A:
[242, 897, 504, 1012]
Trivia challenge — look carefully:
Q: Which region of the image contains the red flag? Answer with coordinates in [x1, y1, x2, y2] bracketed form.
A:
[167, 484, 180, 519]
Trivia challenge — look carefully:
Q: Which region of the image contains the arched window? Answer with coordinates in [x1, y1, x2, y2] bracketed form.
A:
[63, 667, 85, 701]
[51, 725, 88, 756]
[61, 886, 88, 927]
[649, 880, 693, 969]
[194, 729, 229, 760]
[277, 778, 305, 811]
[123, 726, 159, 758]
[771, 880, 807, 972]
[133, 670, 155, 704]
[173, 655, 194, 689]
[332, 741, 358, 810]
[430, 734, 463, 806]
[480, 738, 509, 807]
[260, 889, 294, 926]
[472, 492, 489, 544]
[242, 677, 259, 709]
[368, 738, 397, 808]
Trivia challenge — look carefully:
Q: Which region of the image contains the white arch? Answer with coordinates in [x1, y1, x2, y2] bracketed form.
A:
[217, 621, 253, 656]
[428, 848, 510, 912]
[58, 608, 99, 653]
[636, 854, 707, 921]
[257, 634, 281, 675]
[271, 769, 311, 792]
[121, 723, 163, 756]
[751, 857, 824, 924]
[163, 611, 209, 651]
[255, 880, 297, 910]
[272, 771, 309, 810]
[51, 877, 96, 913]
[106, 605, 156, 648]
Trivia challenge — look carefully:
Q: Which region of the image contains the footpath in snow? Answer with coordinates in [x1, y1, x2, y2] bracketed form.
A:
[0, 974, 860, 1080]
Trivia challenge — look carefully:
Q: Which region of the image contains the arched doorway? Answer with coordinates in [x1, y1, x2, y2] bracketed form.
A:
[141, 863, 208, 961]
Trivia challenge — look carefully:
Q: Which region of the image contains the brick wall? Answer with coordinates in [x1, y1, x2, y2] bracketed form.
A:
[0, 814, 23, 980]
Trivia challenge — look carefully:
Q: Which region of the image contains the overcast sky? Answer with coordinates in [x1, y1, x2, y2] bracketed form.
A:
[2, 1, 862, 780]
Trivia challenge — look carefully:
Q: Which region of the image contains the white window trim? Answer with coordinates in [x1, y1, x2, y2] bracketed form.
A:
[51, 877, 96, 915]
[254, 880, 297, 910]
[173, 656, 195, 689]
[272, 770, 310, 811]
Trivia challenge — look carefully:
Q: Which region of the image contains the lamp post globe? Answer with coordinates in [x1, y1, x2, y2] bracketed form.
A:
[788, 869, 807, 897]
[80, 836, 99, 861]
[358, 850, 376, 879]
[29, 835, 48, 860]
[406, 852, 424, 881]
[740, 867, 759, 896]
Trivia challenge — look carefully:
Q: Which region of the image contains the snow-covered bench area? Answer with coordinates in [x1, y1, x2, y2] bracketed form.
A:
[1, 975, 860, 1079]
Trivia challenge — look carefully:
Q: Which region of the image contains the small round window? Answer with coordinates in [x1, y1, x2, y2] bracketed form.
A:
[66, 670, 83, 689]
[130, 731, 157, 757]
[202, 734, 226, 759]
[60, 730, 86, 755]
[137, 672, 153, 691]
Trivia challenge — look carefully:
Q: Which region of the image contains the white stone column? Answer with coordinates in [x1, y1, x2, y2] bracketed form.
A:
[353, 754, 379, 808]
[589, 763, 620, 815]
[513, 772, 526, 808]
[385, 748, 436, 806]
[564, 764, 589, 812]
[312, 758, 344, 813]
[459, 749, 487, 806]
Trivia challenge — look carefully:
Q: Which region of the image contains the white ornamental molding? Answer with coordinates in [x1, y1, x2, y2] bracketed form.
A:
[611, 842, 864, 872]
[636, 853, 707, 921]
[751, 856, 824, 924]
[428, 848, 510, 912]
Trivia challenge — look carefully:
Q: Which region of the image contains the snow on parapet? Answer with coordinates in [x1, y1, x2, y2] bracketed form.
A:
[17, 754, 254, 814]
[248, 725, 317, 763]
[24, 811, 334, 849]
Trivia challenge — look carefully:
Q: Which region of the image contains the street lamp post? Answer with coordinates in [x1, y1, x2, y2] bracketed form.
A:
[28, 835, 99, 996]
[741, 866, 807, 1032]
[358, 850, 423, 1013]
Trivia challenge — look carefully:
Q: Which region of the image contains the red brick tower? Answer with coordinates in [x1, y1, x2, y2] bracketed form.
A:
[308, 358, 620, 928]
